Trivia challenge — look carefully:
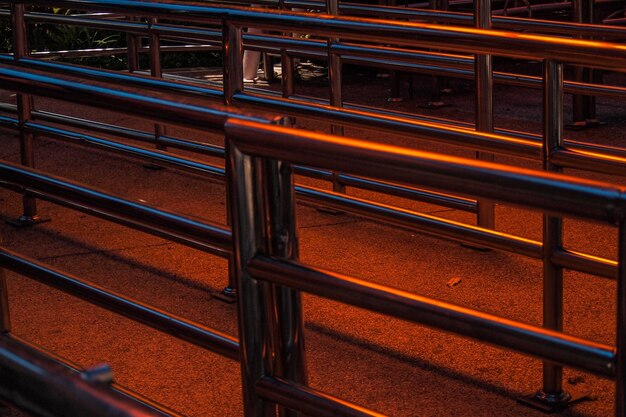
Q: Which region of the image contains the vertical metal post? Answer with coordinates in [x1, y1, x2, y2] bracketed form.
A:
[8, 3, 47, 227]
[541, 59, 565, 405]
[149, 18, 167, 153]
[219, 22, 245, 303]
[262, 155, 307, 417]
[520, 59, 585, 411]
[0, 234, 9, 334]
[127, 17, 140, 73]
[0, 272, 9, 334]
[570, 0, 599, 129]
[474, 0, 495, 230]
[327, 0, 346, 194]
[281, 53, 295, 100]
[279, 2, 296, 126]
[427, 0, 449, 108]
[223, 21, 243, 106]
[227, 139, 275, 417]
[227, 123, 307, 416]
[571, 0, 585, 128]
[616, 223, 626, 417]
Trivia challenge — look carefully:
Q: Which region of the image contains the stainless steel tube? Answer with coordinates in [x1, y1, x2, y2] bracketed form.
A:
[262, 156, 308, 417]
[538, 59, 567, 405]
[10, 3, 40, 224]
[474, 0, 495, 230]
[225, 119, 626, 224]
[150, 17, 167, 151]
[0, 259, 8, 335]
[0, 336, 168, 417]
[256, 376, 385, 417]
[226, 139, 276, 417]
[223, 21, 243, 106]
[249, 256, 616, 378]
[326, 0, 345, 193]
[0, 161, 232, 257]
[616, 223, 626, 417]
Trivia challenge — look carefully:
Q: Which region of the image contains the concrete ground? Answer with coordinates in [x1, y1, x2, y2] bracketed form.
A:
[0, 63, 624, 417]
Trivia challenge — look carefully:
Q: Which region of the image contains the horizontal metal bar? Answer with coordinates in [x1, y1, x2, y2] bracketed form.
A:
[0, 103, 228, 159]
[0, 55, 223, 100]
[8, 0, 626, 40]
[335, 175, 476, 212]
[235, 92, 542, 159]
[282, 0, 626, 39]
[551, 148, 626, 178]
[4, 113, 613, 277]
[0, 335, 170, 417]
[227, 119, 626, 224]
[10, 56, 626, 175]
[0, 160, 232, 257]
[552, 249, 618, 280]
[256, 376, 386, 417]
[10, 12, 626, 102]
[21, 0, 626, 70]
[9, 8, 626, 97]
[34, 109, 187, 149]
[1, 109, 475, 214]
[0, 115, 605, 277]
[0, 247, 239, 360]
[1, 56, 542, 159]
[23, 10, 148, 33]
[23, 122, 226, 179]
[6, 334, 183, 417]
[0, 78, 619, 274]
[0, 66, 276, 133]
[249, 256, 616, 378]
[30, 44, 221, 60]
[295, 185, 536, 255]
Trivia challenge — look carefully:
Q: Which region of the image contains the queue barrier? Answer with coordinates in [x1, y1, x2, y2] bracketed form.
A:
[1, 0, 626, 413]
[224, 117, 626, 417]
[0, 335, 169, 417]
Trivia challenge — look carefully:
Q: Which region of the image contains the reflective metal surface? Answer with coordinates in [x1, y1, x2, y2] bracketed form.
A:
[2, 1, 626, 415]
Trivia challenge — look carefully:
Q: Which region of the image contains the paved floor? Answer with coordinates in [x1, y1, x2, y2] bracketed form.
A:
[0, 64, 624, 417]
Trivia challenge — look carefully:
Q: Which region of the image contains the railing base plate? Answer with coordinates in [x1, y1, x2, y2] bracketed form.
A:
[517, 388, 589, 413]
[214, 286, 237, 304]
[6, 215, 51, 228]
[565, 119, 607, 131]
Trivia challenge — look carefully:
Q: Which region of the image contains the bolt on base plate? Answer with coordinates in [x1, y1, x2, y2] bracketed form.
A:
[6, 215, 51, 228]
[213, 286, 237, 304]
[518, 388, 589, 413]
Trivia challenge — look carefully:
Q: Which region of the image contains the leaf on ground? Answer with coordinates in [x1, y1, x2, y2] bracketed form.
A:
[446, 277, 462, 288]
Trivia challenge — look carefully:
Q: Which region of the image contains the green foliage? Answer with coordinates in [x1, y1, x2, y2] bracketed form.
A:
[33, 8, 120, 49]
[0, 8, 222, 69]
[0, 17, 11, 52]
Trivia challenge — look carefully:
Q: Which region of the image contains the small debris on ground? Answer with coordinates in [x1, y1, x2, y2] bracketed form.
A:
[447, 277, 462, 288]
[567, 375, 586, 385]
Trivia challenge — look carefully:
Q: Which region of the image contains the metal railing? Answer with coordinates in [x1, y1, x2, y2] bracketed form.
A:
[0, 59, 270, 417]
[224, 117, 626, 417]
[0, 335, 168, 417]
[4, 0, 626, 229]
[2, 0, 626, 413]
